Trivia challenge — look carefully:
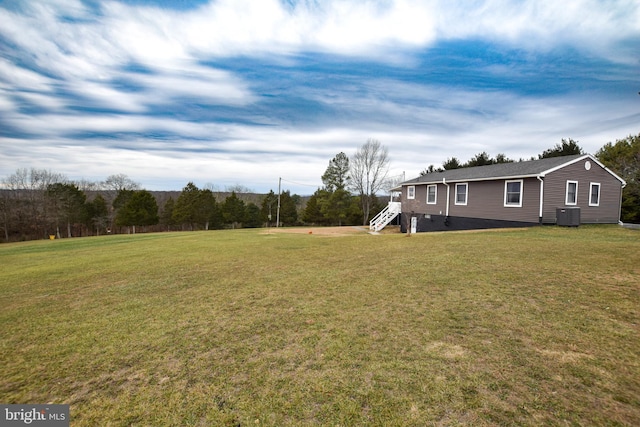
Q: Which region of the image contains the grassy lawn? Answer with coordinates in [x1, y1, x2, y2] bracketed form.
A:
[1, 226, 639, 426]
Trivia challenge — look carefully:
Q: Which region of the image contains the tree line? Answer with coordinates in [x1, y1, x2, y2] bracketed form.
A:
[0, 171, 302, 242]
[420, 138, 585, 174]
[1, 134, 637, 242]
[0, 139, 392, 242]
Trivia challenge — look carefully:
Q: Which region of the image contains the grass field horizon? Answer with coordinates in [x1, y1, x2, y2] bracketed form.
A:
[1, 226, 639, 426]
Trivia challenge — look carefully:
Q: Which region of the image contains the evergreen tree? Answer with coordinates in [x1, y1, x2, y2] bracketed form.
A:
[160, 197, 176, 231]
[322, 152, 351, 191]
[320, 188, 351, 225]
[173, 182, 202, 230]
[465, 151, 494, 167]
[539, 138, 583, 159]
[442, 157, 461, 170]
[222, 192, 246, 228]
[115, 190, 159, 233]
[494, 153, 513, 164]
[320, 152, 353, 224]
[113, 189, 134, 210]
[596, 133, 640, 223]
[244, 203, 262, 228]
[278, 190, 299, 226]
[346, 195, 365, 225]
[200, 189, 222, 230]
[420, 165, 444, 175]
[302, 189, 329, 225]
[87, 194, 109, 235]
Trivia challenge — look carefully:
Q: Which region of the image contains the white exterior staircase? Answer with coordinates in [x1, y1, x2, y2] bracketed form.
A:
[369, 202, 401, 232]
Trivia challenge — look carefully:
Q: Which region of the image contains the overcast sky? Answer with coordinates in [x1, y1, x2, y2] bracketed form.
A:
[1, 0, 639, 194]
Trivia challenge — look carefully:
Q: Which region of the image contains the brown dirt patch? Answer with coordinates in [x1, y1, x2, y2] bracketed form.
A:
[261, 226, 371, 236]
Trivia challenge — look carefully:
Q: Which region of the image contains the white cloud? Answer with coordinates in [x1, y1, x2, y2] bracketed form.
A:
[179, 0, 298, 56]
[306, 0, 436, 54]
[123, 63, 255, 106]
[3, 0, 638, 80]
[0, 58, 55, 92]
[0, 91, 16, 112]
[65, 80, 148, 113]
[108, 0, 638, 61]
[103, 2, 190, 67]
[16, 92, 65, 110]
[436, 0, 640, 62]
[0, 2, 122, 79]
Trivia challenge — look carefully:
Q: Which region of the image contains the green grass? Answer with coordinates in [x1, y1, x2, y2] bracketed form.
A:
[1, 226, 639, 426]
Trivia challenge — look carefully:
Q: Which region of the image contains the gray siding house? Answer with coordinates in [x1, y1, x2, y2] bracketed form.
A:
[389, 154, 626, 233]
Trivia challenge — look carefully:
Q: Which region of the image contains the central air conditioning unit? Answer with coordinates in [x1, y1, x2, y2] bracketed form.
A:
[556, 207, 580, 227]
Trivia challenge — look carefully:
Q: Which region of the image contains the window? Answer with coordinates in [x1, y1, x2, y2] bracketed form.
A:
[566, 181, 578, 205]
[504, 180, 523, 207]
[407, 185, 415, 200]
[455, 183, 468, 205]
[589, 183, 600, 206]
[427, 185, 437, 204]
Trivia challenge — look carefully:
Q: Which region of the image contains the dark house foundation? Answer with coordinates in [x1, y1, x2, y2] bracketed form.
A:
[399, 213, 539, 233]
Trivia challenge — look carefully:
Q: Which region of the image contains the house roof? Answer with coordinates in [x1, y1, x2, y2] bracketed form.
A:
[400, 154, 625, 186]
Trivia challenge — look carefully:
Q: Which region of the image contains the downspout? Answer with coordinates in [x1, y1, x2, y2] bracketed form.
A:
[618, 181, 627, 225]
[537, 176, 544, 224]
[443, 178, 450, 225]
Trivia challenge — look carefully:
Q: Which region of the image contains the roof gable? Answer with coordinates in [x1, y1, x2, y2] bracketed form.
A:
[401, 154, 624, 185]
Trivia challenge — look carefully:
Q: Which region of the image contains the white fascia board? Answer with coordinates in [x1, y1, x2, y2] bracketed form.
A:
[539, 154, 591, 176]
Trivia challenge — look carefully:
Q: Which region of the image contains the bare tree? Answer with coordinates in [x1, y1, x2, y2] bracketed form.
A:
[76, 178, 100, 193]
[1, 168, 66, 240]
[203, 182, 220, 193]
[0, 179, 14, 242]
[350, 138, 390, 225]
[102, 174, 140, 194]
[225, 184, 253, 194]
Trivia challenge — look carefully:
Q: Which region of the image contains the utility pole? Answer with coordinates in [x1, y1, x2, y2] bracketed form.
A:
[276, 177, 281, 227]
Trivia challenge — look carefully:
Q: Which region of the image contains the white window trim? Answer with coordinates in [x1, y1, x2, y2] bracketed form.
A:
[589, 182, 601, 207]
[426, 184, 437, 204]
[504, 179, 523, 207]
[407, 185, 415, 200]
[455, 183, 468, 206]
[566, 180, 578, 205]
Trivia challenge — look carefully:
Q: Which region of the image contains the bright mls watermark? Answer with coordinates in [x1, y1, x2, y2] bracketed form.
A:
[1, 405, 69, 426]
